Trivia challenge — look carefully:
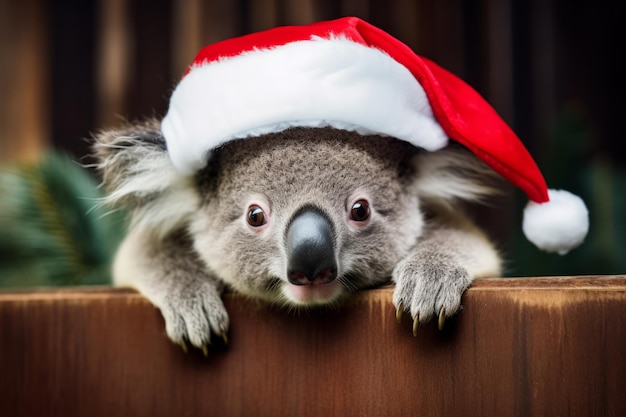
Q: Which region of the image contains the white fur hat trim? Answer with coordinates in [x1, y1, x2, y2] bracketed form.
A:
[161, 37, 448, 174]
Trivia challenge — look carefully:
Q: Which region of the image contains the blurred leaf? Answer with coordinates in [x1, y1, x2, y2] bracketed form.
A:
[0, 153, 127, 287]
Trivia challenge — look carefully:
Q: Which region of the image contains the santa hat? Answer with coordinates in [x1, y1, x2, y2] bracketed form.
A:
[161, 16, 588, 254]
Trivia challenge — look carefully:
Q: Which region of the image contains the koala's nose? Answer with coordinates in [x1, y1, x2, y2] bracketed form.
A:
[286, 207, 338, 286]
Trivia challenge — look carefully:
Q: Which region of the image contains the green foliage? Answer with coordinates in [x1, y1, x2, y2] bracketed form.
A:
[0, 153, 126, 287]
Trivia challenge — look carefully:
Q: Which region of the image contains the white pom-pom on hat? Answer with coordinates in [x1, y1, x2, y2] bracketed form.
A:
[523, 189, 589, 255]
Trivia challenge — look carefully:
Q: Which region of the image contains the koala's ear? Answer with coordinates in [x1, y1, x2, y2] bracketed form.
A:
[93, 119, 200, 238]
[93, 119, 168, 204]
[411, 146, 502, 206]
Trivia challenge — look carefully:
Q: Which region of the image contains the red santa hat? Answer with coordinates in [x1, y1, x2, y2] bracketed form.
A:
[161, 16, 588, 254]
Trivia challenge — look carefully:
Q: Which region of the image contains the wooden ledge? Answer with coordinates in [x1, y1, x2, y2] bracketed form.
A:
[1, 276, 625, 416]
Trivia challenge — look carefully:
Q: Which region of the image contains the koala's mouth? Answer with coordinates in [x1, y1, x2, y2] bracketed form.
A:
[282, 281, 344, 305]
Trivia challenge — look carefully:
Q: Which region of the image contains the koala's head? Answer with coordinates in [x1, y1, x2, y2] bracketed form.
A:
[189, 127, 422, 305]
[95, 121, 496, 307]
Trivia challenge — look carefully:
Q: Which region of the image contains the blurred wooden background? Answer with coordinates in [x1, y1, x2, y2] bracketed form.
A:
[2, 0, 622, 161]
[1, 0, 624, 275]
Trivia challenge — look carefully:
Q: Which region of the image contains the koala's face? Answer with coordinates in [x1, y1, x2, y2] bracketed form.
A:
[189, 128, 424, 306]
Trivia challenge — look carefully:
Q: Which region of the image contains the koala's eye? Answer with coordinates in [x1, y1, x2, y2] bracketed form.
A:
[247, 205, 267, 228]
[350, 200, 370, 222]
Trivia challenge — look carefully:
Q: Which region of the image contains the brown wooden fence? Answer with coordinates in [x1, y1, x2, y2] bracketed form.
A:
[1, 276, 625, 416]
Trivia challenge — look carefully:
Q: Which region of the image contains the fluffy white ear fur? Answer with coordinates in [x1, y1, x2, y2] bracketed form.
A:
[414, 150, 589, 254]
[126, 169, 200, 241]
[412, 147, 500, 205]
[97, 136, 200, 240]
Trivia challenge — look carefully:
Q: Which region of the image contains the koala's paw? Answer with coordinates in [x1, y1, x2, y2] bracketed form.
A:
[158, 282, 230, 355]
[392, 252, 472, 335]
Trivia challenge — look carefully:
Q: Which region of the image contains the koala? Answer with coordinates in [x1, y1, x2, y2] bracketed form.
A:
[91, 17, 589, 354]
[94, 120, 501, 353]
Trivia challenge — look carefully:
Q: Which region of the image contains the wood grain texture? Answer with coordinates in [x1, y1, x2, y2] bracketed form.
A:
[1, 277, 625, 417]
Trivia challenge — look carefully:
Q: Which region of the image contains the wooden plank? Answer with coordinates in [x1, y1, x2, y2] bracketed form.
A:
[1, 276, 625, 416]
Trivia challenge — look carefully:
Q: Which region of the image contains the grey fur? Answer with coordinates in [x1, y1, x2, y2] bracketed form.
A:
[94, 122, 501, 350]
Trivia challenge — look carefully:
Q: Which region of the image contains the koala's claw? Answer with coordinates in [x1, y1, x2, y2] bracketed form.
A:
[180, 340, 189, 354]
[412, 314, 420, 337]
[396, 303, 404, 324]
[392, 252, 472, 335]
[201, 345, 209, 357]
[158, 281, 230, 353]
[438, 308, 446, 331]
